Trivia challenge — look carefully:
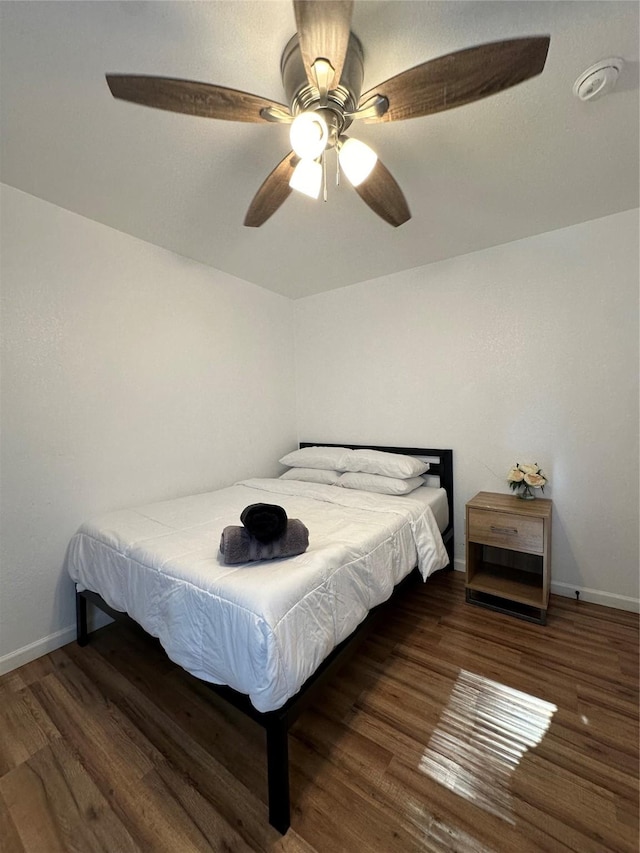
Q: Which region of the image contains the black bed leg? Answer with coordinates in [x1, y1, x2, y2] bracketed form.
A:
[446, 534, 455, 569]
[76, 590, 89, 646]
[265, 712, 290, 834]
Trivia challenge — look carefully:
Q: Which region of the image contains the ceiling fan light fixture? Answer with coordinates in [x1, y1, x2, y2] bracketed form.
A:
[289, 158, 323, 199]
[106, 0, 552, 228]
[338, 137, 377, 187]
[289, 111, 328, 160]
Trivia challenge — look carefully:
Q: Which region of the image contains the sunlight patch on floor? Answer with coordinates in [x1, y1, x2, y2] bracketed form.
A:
[419, 669, 557, 823]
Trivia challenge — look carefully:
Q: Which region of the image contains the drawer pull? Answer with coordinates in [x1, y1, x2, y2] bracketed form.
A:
[490, 525, 518, 535]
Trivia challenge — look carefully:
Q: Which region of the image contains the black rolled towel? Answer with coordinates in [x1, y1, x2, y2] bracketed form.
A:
[220, 519, 309, 565]
[240, 503, 288, 544]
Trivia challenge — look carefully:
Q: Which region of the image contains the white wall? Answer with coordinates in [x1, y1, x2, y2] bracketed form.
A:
[1, 193, 637, 677]
[0, 185, 297, 671]
[293, 209, 639, 610]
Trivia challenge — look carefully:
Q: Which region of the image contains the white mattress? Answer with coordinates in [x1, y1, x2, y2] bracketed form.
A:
[65, 478, 449, 712]
[403, 483, 449, 533]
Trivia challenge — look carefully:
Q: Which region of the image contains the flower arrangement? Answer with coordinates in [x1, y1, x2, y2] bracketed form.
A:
[507, 463, 547, 500]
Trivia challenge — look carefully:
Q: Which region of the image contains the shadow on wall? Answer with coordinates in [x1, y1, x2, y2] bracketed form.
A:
[546, 509, 582, 596]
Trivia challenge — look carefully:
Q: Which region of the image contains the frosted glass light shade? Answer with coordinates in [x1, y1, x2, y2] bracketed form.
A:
[339, 137, 377, 187]
[289, 112, 328, 160]
[289, 158, 323, 199]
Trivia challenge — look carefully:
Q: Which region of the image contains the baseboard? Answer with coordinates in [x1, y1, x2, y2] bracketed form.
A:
[0, 610, 114, 676]
[451, 561, 639, 613]
[0, 625, 77, 676]
[550, 581, 639, 613]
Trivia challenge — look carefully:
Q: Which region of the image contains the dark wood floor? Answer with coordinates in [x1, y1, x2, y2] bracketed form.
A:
[1, 572, 638, 852]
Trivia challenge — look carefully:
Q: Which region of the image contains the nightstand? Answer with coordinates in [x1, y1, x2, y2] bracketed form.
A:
[465, 491, 552, 624]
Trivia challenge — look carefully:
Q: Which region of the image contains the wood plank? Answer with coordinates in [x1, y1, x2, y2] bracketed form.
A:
[0, 789, 25, 853]
[30, 669, 156, 783]
[511, 752, 638, 853]
[0, 671, 27, 696]
[577, 682, 639, 722]
[138, 762, 256, 852]
[12, 654, 57, 686]
[0, 740, 138, 853]
[0, 686, 60, 775]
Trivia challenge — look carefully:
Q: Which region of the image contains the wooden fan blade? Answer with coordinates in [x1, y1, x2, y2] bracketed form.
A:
[293, 1, 354, 91]
[353, 160, 411, 227]
[359, 37, 550, 123]
[106, 75, 288, 123]
[244, 152, 299, 227]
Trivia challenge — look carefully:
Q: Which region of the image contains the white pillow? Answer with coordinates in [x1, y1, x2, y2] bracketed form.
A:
[342, 449, 429, 479]
[338, 472, 425, 496]
[279, 467, 341, 485]
[279, 446, 350, 470]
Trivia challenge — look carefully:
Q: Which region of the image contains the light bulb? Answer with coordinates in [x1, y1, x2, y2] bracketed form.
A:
[289, 112, 328, 160]
[338, 137, 377, 187]
[289, 158, 323, 199]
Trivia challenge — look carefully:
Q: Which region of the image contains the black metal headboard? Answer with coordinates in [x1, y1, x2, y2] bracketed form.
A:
[299, 442, 454, 563]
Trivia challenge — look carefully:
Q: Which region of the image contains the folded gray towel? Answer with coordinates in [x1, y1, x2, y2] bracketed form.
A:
[219, 519, 309, 565]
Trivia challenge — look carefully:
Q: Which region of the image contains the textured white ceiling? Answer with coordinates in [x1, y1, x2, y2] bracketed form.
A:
[1, 1, 638, 298]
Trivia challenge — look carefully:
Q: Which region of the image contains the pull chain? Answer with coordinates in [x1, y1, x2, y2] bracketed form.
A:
[322, 150, 327, 202]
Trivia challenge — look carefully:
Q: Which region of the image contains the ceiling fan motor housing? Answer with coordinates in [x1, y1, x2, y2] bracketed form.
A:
[281, 32, 364, 141]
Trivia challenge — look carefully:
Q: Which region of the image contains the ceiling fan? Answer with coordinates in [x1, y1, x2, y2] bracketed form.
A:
[106, 1, 550, 228]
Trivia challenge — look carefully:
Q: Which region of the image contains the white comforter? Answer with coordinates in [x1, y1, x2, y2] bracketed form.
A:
[65, 478, 449, 712]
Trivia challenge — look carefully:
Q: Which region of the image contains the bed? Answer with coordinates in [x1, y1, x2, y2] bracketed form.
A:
[67, 443, 454, 833]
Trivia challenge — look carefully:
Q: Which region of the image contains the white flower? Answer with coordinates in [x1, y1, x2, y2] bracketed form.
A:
[524, 472, 546, 488]
[507, 461, 548, 493]
[507, 467, 525, 483]
[519, 463, 539, 475]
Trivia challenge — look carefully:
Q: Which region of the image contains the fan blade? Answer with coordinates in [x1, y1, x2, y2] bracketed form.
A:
[106, 75, 289, 123]
[359, 37, 550, 123]
[353, 160, 411, 227]
[293, 1, 354, 91]
[244, 152, 299, 227]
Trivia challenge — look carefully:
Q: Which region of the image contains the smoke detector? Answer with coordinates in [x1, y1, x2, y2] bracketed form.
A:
[573, 58, 624, 101]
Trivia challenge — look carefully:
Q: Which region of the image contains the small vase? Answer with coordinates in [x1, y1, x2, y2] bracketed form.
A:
[518, 485, 536, 500]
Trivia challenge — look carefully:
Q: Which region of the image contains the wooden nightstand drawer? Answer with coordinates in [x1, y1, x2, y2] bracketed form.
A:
[468, 508, 544, 554]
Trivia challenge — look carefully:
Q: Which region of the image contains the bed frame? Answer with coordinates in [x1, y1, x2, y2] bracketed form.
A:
[75, 443, 454, 834]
